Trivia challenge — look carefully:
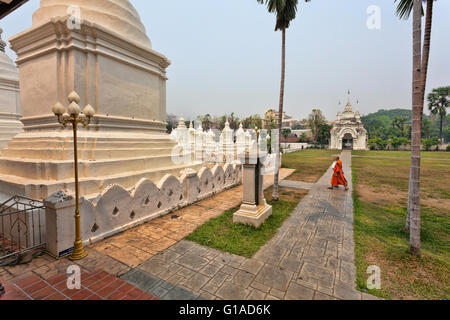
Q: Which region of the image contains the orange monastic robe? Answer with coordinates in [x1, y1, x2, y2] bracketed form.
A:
[331, 160, 347, 187]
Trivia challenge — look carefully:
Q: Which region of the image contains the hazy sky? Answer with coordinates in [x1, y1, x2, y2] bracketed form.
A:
[1, 0, 449, 121]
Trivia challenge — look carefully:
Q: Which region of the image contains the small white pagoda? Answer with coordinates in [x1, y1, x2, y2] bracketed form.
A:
[330, 96, 368, 150]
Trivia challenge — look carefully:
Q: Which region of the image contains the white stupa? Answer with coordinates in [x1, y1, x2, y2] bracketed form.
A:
[32, 0, 152, 48]
[0, 0, 201, 200]
[0, 29, 22, 150]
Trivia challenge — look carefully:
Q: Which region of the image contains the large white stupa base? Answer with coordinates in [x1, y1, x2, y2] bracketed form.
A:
[0, 122, 202, 200]
[0, 112, 22, 151]
[0, 4, 202, 200]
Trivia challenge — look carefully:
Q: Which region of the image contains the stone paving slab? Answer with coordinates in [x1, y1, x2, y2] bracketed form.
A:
[279, 180, 315, 190]
[0, 168, 294, 300]
[121, 269, 199, 300]
[127, 151, 380, 300]
[0, 170, 293, 289]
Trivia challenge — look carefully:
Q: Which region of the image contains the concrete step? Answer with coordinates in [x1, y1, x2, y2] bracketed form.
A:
[8, 139, 178, 150]
[1, 147, 181, 161]
[0, 153, 195, 180]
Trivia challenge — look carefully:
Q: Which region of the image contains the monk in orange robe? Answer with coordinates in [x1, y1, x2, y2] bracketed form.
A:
[329, 156, 349, 191]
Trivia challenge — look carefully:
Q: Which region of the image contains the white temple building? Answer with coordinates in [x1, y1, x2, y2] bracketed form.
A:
[330, 98, 368, 150]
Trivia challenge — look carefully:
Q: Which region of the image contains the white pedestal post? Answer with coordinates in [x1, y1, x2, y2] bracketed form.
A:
[233, 154, 272, 228]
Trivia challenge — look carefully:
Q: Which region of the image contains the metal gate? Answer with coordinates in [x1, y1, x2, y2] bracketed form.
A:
[0, 196, 46, 261]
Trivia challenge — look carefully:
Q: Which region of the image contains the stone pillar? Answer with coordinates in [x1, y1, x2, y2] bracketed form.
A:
[0, 29, 22, 151]
[188, 121, 197, 162]
[235, 123, 245, 163]
[221, 121, 235, 163]
[233, 154, 272, 228]
[205, 129, 217, 164]
[195, 124, 205, 162]
[181, 168, 200, 204]
[43, 191, 77, 258]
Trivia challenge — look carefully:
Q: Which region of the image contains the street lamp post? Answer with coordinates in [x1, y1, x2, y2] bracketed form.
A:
[52, 91, 95, 261]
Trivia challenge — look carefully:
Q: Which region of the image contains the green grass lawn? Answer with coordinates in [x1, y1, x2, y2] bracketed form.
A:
[186, 188, 307, 258]
[282, 149, 339, 183]
[353, 150, 450, 160]
[352, 150, 450, 300]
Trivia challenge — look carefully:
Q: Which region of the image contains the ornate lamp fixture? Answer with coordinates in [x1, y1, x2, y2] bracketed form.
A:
[52, 92, 95, 261]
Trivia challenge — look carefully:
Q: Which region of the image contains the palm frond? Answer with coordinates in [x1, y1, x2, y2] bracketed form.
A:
[394, 0, 426, 20]
[257, 0, 310, 31]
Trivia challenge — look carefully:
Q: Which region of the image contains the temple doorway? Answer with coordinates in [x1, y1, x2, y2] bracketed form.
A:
[342, 133, 354, 150]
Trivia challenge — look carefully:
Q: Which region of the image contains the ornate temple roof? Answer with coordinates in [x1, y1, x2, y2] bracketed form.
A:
[343, 99, 353, 113]
[335, 93, 364, 127]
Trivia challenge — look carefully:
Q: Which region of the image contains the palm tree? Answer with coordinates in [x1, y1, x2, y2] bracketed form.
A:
[395, 1, 434, 245]
[307, 109, 327, 142]
[395, 0, 434, 105]
[428, 87, 450, 144]
[396, 0, 436, 256]
[257, 0, 310, 201]
[411, 0, 424, 256]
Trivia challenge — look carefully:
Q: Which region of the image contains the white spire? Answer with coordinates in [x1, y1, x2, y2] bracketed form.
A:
[178, 114, 186, 129]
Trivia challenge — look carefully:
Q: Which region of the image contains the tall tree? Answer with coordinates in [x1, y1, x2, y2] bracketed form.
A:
[257, 0, 310, 200]
[428, 86, 450, 144]
[395, 0, 433, 106]
[197, 114, 213, 130]
[393, 116, 408, 137]
[228, 112, 241, 130]
[317, 123, 332, 146]
[166, 113, 178, 133]
[307, 109, 327, 142]
[395, 0, 435, 242]
[407, 0, 424, 255]
[281, 128, 292, 140]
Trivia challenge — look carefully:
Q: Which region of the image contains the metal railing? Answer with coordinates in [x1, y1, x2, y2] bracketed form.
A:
[0, 196, 46, 262]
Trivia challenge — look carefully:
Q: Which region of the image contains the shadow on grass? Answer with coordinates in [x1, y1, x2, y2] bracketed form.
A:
[352, 152, 450, 300]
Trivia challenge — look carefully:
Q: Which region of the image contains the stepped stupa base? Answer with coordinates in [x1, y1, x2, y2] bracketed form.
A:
[0, 2, 204, 201]
[0, 121, 203, 200]
[0, 113, 22, 150]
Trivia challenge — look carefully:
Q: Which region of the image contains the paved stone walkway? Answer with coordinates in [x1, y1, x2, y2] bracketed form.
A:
[123, 151, 378, 300]
[0, 169, 294, 300]
[279, 180, 315, 190]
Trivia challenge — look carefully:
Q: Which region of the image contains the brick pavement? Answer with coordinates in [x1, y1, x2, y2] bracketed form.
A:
[0, 269, 157, 300]
[122, 151, 380, 300]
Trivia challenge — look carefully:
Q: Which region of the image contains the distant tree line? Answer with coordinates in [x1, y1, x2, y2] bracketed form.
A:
[362, 86, 450, 149]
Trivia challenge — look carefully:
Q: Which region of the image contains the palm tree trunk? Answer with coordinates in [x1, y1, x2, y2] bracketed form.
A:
[408, 0, 423, 256]
[272, 27, 286, 201]
[406, 0, 433, 232]
[421, 0, 433, 103]
[440, 113, 443, 144]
